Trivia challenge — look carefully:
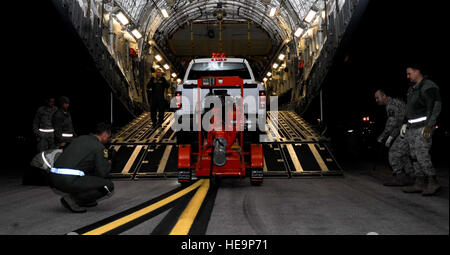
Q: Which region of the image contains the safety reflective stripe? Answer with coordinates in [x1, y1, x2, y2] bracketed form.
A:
[50, 167, 85, 176]
[62, 133, 74, 137]
[41, 152, 52, 168]
[39, 128, 55, 133]
[408, 116, 427, 124]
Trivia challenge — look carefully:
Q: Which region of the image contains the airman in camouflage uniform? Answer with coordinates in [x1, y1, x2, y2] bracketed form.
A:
[375, 90, 413, 186]
[402, 66, 441, 196]
[33, 98, 57, 152]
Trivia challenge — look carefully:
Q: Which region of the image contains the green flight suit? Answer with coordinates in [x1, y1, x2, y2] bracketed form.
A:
[49, 135, 114, 205]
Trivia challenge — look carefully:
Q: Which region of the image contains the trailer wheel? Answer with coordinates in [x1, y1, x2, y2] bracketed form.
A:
[179, 180, 192, 188]
[210, 175, 220, 187]
[178, 169, 192, 186]
[250, 168, 264, 186]
[250, 179, 263, 186]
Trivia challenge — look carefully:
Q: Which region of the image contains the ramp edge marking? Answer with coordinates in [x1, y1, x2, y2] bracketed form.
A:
[308, 144, 329, 172]
[121, 145, 144, 174]
[286, 144, 304, 172]
[157, 145, 173, 174]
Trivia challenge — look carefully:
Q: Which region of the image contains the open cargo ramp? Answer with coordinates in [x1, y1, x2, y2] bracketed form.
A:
[108, 111, 343, 179]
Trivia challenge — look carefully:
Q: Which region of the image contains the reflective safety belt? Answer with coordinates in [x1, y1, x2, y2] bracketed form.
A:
[408, 116, 427, 124]
[62, 133, 74, 137]
[41, 152, 52, 168]
[50, 167, 85, 176]
[39, 128, 55, 133]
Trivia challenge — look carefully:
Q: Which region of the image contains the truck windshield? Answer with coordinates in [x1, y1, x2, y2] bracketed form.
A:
[187, 62, 252, 80]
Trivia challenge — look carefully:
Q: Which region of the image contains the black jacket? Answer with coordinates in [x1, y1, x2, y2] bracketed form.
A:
[406, 78, 441, 127]
[147, 76, 169, 103]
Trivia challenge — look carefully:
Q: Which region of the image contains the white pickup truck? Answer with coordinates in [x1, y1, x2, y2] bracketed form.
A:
[172, 56, 266, 143]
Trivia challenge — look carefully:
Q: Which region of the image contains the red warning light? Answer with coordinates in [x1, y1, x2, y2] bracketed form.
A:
[211, 52, 227, 61]
[129, 47, 138, 57]
[175, 91, 182, 109]
[259, 91, 266, 108]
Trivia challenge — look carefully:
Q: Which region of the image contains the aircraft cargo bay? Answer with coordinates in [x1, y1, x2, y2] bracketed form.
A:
[1, 0, 448, 238]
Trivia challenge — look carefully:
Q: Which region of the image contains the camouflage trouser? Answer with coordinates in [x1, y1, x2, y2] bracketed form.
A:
[36, 132, 55, 152]
[405, 126, 435, 177]
[388, 136, 413, 175]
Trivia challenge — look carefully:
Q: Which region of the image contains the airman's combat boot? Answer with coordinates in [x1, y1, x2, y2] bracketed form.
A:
[383, 173, 407, 186]
[403, 176, 426, 193]
[422, 176, 441, 196]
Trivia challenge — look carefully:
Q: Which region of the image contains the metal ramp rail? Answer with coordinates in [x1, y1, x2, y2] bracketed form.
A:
[108, 111, 343, 179]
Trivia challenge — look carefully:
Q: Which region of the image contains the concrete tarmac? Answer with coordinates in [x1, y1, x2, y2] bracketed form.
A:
[0, 169, 447, 235]
[207, 174, 448, 235]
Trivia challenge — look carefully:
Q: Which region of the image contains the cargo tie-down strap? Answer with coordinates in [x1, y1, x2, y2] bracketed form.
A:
[50, 167, 85, 176]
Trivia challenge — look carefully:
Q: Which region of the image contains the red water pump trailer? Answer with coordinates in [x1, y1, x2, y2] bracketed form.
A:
[177, 76, 264, 185]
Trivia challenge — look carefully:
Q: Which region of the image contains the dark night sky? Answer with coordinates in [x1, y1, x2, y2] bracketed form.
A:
[4, 1, 448, 164]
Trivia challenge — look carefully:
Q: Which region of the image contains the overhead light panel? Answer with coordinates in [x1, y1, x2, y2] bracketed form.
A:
[115, 11, 129, 26]
[171, 73, 177, 78]
[272, 63, 279, 69]
[304, 9, 317, 24]
[161, 9, 169, 18]
[269, 7, 277, 17]
[163, 64, 170, 70]
[294, 27, 304, 37]
[155, 55, 163, 61]
[278, 53, 285, 61]
[131, 29, 142, 40]
[263, 77, 268, 82]
[266, 72, 272, 77]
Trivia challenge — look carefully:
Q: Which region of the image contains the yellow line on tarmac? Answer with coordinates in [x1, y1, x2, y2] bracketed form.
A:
[83, 179, 205, 235]
[170, 179, 210, 235]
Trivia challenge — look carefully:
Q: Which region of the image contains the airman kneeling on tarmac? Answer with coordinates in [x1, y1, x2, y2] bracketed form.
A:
[49, 122, 114, 213]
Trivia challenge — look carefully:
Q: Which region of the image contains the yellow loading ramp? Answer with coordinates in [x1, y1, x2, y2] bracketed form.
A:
[108, 111, 343, 179]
